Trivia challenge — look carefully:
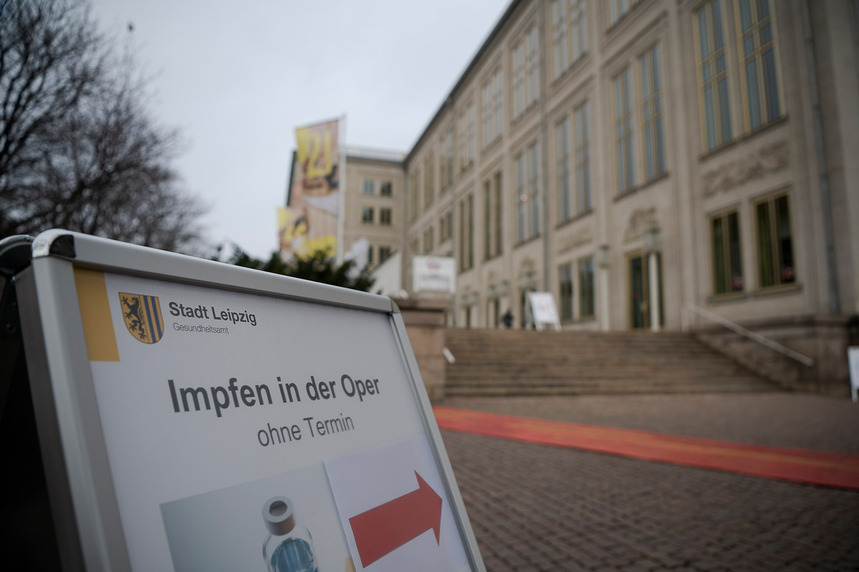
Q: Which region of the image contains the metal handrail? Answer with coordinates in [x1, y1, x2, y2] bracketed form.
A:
[682, 303, 815, 367]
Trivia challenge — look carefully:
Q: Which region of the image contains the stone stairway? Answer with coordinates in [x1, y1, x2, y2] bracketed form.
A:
[443, 329, 779, 397]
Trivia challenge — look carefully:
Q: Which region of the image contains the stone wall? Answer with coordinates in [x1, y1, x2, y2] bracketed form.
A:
[694, 316, 851, 396]
[393, 297, 448, 403]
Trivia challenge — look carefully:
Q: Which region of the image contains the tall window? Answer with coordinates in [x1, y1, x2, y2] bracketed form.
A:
[613, 67, 635, 195]
[362, 180, 375, 195]
[380, 181, 392, 197]
[639, 46, 665, 181]
[527, 142, 541, 241]
[408, 171, 419, 221]
[711, 211, 743, 294]
[527, 25, 540, 109]
[513, 24, 540, 118]
[458, 102, 476, 171]
[482, 67, 503, 148]
[361, 207, 374, 224]
[379, 246, 392, 264]
[578, 256, 595, 318]
[608, 0, 641, 27]
[513, 39, 526, 118]
[559, 263, 574, 321]
[574, 101, 591, 214]
[483, 173, 503, 260]
[552, 0, 587, 81]
[440, 127, 455, 191]
[459, 194, 474, 272]
[423, 153, 434, 208]
[380, 207, 392, 226]
[556, 117, 573, 223]
[514, 153, 526, 243]
[696, 0, 732, 151]
[756, 193, 794, 288]
[440, 210, 453, 242]
[569, 0, 587, 63]
[737, 0, 781, 131]
[423, 227, 434, 254]
[551, 0, 569, 81]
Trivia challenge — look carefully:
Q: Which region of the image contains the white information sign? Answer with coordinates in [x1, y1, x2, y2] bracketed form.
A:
[413, 256, 456, 293]
[17, 231, 482, 572]
[528, 292, 561, 331]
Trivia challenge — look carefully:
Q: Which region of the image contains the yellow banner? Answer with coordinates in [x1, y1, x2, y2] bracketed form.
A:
[287, 119, 340, 258]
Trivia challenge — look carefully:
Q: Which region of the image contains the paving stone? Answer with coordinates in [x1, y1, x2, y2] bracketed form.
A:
[440, 393, 859, 570]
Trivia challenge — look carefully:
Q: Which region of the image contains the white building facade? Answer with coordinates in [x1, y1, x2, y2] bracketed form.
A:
[336, 0, 859, 391]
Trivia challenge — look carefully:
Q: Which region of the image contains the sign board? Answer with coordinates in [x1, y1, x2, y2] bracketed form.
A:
[14, 230, 483, 572]
[413, 256, 455, 294]
[528, 292, 561, 331]
[849, 347, 859, 402]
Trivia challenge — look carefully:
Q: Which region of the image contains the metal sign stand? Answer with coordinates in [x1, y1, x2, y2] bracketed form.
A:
[1, 230, 484, 572]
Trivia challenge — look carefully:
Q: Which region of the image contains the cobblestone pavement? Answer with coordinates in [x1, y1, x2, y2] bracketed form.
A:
[438, 393, 859, 571]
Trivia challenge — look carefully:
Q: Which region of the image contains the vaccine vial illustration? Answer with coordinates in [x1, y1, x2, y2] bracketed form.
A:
[262, 496, 318, 572]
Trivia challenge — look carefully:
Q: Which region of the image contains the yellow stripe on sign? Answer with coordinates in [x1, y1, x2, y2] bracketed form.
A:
[74, 268, 120, 362]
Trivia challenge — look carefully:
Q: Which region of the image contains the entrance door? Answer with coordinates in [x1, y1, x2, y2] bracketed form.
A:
[629, 253, 649, 329]
[628, 252, 663, 330]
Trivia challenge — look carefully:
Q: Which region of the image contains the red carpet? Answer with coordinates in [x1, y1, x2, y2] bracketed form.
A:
[434, 406, 859, 490]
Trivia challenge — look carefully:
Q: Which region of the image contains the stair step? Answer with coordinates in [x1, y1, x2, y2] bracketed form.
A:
[442, 329, 778, 397]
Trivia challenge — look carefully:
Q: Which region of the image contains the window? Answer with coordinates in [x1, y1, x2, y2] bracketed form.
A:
[569, 0, 587, 63]
[528, 143, 541, 239]
[483, 173, 503, 260]
[711, 210, 743, 294]
[551, 0, 587, 81]
[612, 67, 635, 195]
[380, 181, 392, 197]
[362, 180, 375, 195]
[513, 38, 526, 118]
[367, 245, 374, 266]
[559, 263, 574, 321]
[515, 153, 526, 243]
[423, 153, 435, 208]
[440, 210, 454, 242]
[551, 0, 569, 81]
[380, 207, 392, 226]
[736, 0, 781, 131]
[481, 67, 503, 148]
[756, 193, 794, 288]
[457, 102, 476, 172]
[578, 256, 595, 318]
[423, 227, 434, 254]
[379, 246, 392, 264]
[408, 170, 419, 221]
[459, 195, 474, 272]
[514, 145, 541, 244]
[695, 0, 732, 151]
[574, 101, 591, 214]
[361, 206, 374, 224]
[513, 24, 540, 118]
[440, 127, 455, 190]
[639, 46, 665, 181]
[608, 0, 641, 27]
[556, 117, 573, 223]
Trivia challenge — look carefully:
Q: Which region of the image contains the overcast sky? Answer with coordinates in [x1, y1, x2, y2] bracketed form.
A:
[89, 0, 511, 258]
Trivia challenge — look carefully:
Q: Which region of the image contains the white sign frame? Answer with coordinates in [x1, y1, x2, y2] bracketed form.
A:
[528, 292, 561, 331]
[15, 230, 484, 571]
[849, 346, 859, 403]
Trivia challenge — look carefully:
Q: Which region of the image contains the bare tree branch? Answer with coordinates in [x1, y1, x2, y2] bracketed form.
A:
[0, 0, 208, 254]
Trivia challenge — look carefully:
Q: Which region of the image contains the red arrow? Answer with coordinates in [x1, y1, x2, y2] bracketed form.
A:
[349, 471, 443, 567]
